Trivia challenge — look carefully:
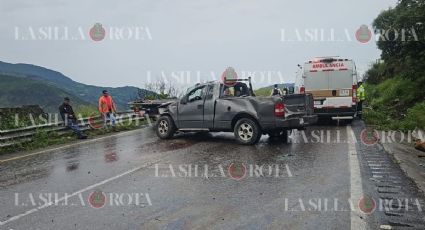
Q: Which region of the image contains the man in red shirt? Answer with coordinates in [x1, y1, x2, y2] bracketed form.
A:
[98, 90, 117, 127]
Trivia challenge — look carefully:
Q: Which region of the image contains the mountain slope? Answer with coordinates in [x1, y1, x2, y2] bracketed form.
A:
[0, 61, 152, 110]
[0, 74, 91, 113]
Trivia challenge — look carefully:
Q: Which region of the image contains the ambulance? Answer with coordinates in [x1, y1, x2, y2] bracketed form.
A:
[294, 57, 359, 121]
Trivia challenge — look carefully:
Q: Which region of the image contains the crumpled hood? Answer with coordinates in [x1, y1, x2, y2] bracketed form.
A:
[158, 100, 177, 108]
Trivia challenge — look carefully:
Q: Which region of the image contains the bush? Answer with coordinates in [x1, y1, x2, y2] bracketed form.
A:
[401, 101, 425, 130]
[364, 62, 388, 85]
[363, 109, 392, 129]
[366, 76, 420, 113]
[364, 78, 425, 131]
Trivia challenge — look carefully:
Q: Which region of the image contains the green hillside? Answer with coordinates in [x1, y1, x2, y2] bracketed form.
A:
[0, 61, 154, 110]
[364, 0, 425, 130]
[0, 74, 91, 113]
[255, 83, 295, 96]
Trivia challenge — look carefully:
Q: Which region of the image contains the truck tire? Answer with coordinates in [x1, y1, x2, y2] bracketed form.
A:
[234, 118, 261, 145]
[156, 116, 175, 139]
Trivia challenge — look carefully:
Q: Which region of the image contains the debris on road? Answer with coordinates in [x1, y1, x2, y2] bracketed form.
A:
[414, 139, 425, 152]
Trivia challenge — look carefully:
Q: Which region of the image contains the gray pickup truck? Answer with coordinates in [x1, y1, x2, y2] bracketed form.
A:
[155, 79, 317, 145]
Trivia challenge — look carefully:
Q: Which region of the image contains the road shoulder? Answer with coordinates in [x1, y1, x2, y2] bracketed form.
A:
[381, 140, 425, 195]
[0, 125, 151, 163]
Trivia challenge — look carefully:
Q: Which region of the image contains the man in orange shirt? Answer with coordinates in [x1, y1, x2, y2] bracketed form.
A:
[99, 90, 117, 127]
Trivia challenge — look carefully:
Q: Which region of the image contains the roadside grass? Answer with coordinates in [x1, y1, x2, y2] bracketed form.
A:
[254, 88, 270, 97]
[0, 112, 46, 130]
[75, 105, 98, 118]
[0, 119, 151, 155]
[364, 76, 425, 131]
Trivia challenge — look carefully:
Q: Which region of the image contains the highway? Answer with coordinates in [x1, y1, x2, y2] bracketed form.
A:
[0, 120, 424, 230]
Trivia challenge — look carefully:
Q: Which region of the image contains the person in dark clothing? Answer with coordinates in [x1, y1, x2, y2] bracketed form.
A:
[233, 82, 249, 97]
[270, 84, 282, 96]
[59, 97, 87, 139]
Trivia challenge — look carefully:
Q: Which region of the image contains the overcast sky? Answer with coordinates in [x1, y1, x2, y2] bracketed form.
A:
[0, 0, 398, 89]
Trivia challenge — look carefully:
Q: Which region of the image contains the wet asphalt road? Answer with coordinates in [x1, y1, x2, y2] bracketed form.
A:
[0, 121, 425, 230]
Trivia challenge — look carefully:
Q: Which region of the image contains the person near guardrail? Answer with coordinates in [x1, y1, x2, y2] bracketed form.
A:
[98, 90, 117, 128]
[59, 97, 88, 139]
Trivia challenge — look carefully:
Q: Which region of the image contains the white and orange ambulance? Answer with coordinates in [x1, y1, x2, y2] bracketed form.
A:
[294, 57, 359, 121]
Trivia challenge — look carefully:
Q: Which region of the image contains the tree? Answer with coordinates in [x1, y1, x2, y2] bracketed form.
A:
[144, 79, 181, 99]
[364, 62, 388, 85]
[373, 0, 425, 81]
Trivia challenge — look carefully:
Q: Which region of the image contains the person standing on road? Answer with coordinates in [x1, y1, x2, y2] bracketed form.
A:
[98, 90, 117, 127]
[270, 84, 283, 96]
[59, 97, 87, 139]
[357, 81, 366, 119]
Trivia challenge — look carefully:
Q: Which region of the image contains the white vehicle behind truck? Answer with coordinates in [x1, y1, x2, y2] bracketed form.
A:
[294, 57, 359, 121]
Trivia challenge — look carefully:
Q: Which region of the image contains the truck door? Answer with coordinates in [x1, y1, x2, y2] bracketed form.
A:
[203, 84, 216, 129]
[178, 85, 206, 128]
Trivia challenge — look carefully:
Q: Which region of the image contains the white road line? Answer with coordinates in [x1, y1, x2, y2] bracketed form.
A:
[347, 125, 368, 230]
[0, 160, 159, 226]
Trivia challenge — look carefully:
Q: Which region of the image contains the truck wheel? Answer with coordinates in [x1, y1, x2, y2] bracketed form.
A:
[234, 118, 261, 145]
[156, 116, 175, 139]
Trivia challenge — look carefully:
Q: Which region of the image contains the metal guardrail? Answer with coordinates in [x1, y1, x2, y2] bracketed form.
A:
[0, 111, 147, 148]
